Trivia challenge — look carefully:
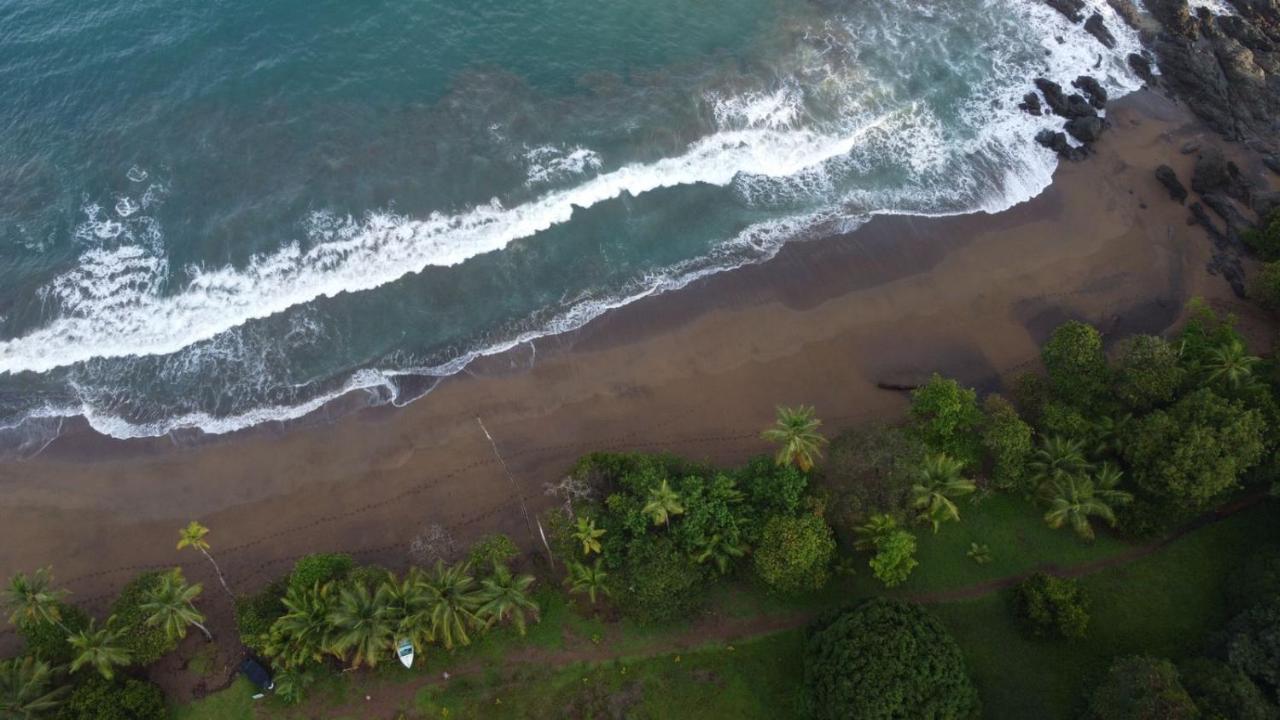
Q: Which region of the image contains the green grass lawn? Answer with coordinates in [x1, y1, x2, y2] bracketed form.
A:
[171, 677, 257, 720]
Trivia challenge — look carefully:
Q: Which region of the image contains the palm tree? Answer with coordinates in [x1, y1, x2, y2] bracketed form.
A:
[68, 618, 131, 679]
[911, 454, 976, 533]
[176, 521, 233, 600]
[853, 513, 899, 552]
[642, 479, 685, 527]
[477, 562, 539, 636]
[383, 568, 435, 652]
[0, 656, 69, 720]
[571, 516, 606, 557]
[1028, 435, 1091, 491]
[1086, 413, 1132, 460]
[141, 568, 212, 642]
[425, 561, 482, 651]
[2, 567, 69, 632]
[761, 405, 827, 471]
[1203, 339, 1261, 391]
[269, 582, 336, 669]
[566, 560, 610, 604]
[1039, 464, 1133, 541]
[326, 582, 394, 669]
[693, 533, 748, 575]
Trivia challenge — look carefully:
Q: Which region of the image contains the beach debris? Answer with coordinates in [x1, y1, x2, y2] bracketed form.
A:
[1155, 165, 1188, 204]
[409, 523, 457, 565]
[545, 474, 594, 514]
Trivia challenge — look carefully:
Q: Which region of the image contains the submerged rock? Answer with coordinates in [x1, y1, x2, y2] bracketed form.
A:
[1072, 75, 1108, 109]
[1085, 13, 1118, 48]
[1155, 165, 1189, 203]
[1020, 92, 1043, 116]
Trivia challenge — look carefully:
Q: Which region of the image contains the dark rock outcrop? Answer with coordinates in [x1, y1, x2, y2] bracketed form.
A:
[1155, 165, 1189, 203]
[1085, 13, 1118, 48]
[1020, 92, 1043, 116]
[1063, 94, 1097, 118]
[1106, 0, 1143, 29]
[1072, 75, 1108, 108]
[1044, 0, 1086, 23]
[1065, 115, 1105, 143]
[1127, 53, 1156, 85]
[1036, 129, 1087, 161]
[1201, 191, 1256, 236]
[1191, 148, 1251, 202]
[1265, 155, 1280, 176]
[1034, 78, 1069, 116]
[1254, 191, 1280, 218]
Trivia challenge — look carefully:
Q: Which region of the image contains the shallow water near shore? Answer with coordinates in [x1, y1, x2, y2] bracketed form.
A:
[0, 0, 1144, 442]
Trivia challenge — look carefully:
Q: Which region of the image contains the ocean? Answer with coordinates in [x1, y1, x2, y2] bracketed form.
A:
[0, 0, 1145, 444]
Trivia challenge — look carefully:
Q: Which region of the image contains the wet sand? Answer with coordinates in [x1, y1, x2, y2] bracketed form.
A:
[0, 90, 1268, 645]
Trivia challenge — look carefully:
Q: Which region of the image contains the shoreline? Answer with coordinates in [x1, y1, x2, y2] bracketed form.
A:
[0, 89, 1269, 639]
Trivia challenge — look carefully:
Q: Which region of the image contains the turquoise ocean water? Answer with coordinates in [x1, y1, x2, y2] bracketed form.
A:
[0, 0, 1144, 443]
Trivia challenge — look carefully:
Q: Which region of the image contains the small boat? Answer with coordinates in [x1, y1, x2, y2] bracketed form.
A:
[396, 638, 415, 669]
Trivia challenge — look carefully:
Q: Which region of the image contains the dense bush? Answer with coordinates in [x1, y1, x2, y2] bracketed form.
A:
[288, 553, 354, 593]
[824, 425, 922, 529]
[753, 514, 836, 594]
[56, 676, 166, 720]
[467, 534, 519, 574]
[803, 599, 978, 720]
[736, 456, 809, 522]
[1088, 656, 1199, 720]
[1253, 262, 1280, 313]
[1178, 300, 1246, 370]
[909, 374, 984, 468]
[1042, 321, 1110, 407]
[18, 602, 89, 664]
[1224, 598, 1280, 695]
[235, 579, 286, 653]
[616, 538, 707, 624]
[868, 529, 918, 588]
[1011, 572, 1090, 640]
[981, 395, 1034, 491]
[1180, 657, 1279, 720]
[1038, 401, 1093, 443]
[1244, 209, 1280, 261]
[109, 571, 178, 665]
[1114, 335, 1186, 410]
[1123, 388, 1266, 509]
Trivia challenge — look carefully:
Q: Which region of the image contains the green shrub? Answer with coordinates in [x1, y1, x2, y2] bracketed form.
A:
[868, 530, 918, 588]
[753, 514, 836, 594]
[1178, 299, 1245, 371]
[1224, 598, 1280, 695]
[56, 675, 166, 720]
[1038, 401, 1093, 442]
[1180, 657, 1279, 720]
[1244, 209, 1280, 261]
[1042, 321, 1109, 407]
[1088, 656, 1199, 720]
[981, 395, 1033, 491]
[803, 599, 978, 720]
[235, 579, 286, 653]
[616, 538, 707, 624]
[467, 534, 520, 574]
[1252, 262, 1280, 312]
[288, 553, 354, 593]
[347, 564, 392, 590]
[109, 571, 178, 665]
[18, 602, 88, 664]
[736, 455, 808, 521]
[1123, 388, 1266, 509]
[1011, 572, 1090, 640]
[909, 374, 984, 468]
[1114, 335, 1186, 410]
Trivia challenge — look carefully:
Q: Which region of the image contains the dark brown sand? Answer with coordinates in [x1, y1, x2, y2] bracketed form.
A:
[0, 91, 1270, 659]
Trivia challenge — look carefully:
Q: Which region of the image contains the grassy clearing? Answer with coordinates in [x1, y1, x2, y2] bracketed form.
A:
[171, 677, 256, 720]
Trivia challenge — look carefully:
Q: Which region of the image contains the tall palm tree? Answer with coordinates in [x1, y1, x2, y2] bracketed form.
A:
[1039, 464, 1133, 541]
[911, 454, 976, 533]
[693, 533, 748, 575]
[425, 561, 482, 651]
[1203, 339, 1261, 391]
[761, 405, 827, 471]
[853, 513, 899, 552]
[141, 568, 212, 642]
[176, 521, 234, 600]
[383, 568, 435, 652]
[477, 562, 539, 636]
[326, 582, 394, 669]
[269, 581, 336, 669]
[642, 479, 685, 528]
[68, 618, 131, 680]
[0, 656, 69, 720]
[566, 560, 610, 604]
[1028, 435, 1091, 491]
[571, 516, 606, 557]
[1086, 413, 1132, 460]
[2, 568, 69, 632]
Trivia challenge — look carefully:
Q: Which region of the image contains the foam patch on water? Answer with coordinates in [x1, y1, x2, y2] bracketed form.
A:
[523, 145, 603, 187]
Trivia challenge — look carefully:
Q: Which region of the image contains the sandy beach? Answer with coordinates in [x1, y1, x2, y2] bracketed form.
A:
[0, 88, 1270, 657]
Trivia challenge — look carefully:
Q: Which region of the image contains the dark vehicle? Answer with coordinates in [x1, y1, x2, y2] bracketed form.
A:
[238, 657, 275, 699]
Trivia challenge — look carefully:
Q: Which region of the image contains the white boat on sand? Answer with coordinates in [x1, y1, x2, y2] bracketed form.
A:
[396, 639, 414, 669]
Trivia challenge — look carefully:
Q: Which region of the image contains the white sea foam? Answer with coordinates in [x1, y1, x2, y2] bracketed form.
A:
[523, 145, 603, 187]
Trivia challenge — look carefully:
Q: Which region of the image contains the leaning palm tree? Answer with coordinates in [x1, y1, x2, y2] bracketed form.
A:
[911, 454, 976, 533]
[1039, 466, 1133, 541]
[176, 521, 234, 600]
[425, 561, 483, 651]
[326, 582, 395, 669]
[852, 513, 899, 552]
[571, 516, 606, 557]
[1203, 339, 1261, 391]
[566, 559, 610, 604]
[141, 568, 212, 642]
[642, 479, 685, 528]
[1028, 435, 1091, 492]
[0, 656, 69, 720]
[761, 405, 827, 471]
[2, 567, 69, 632]
[383, 567, 435, 653]
[693, 533, 748, 575]
[68, 618, 131, 680]
[476, 562, 539, 636]
[269, 581, 337, 669]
